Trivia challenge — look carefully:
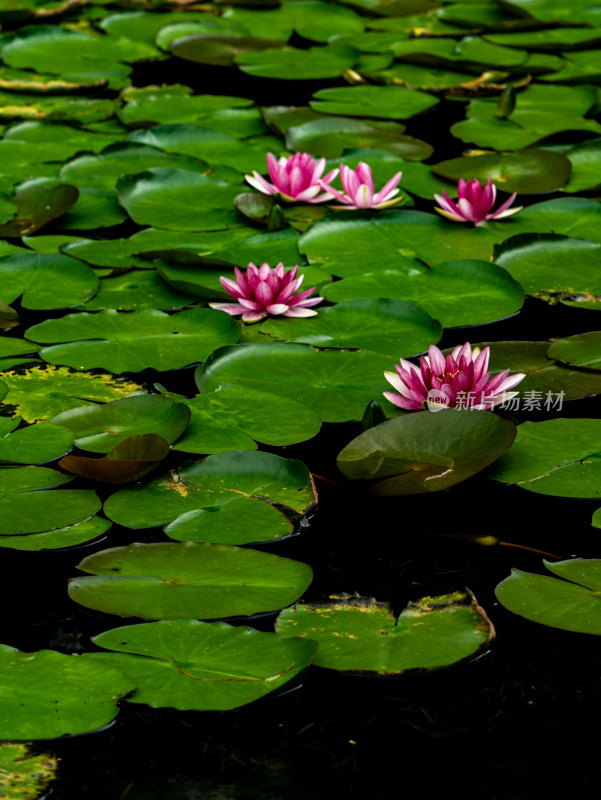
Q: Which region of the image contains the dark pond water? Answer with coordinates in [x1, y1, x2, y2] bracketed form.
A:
[3, 55, 601, 800]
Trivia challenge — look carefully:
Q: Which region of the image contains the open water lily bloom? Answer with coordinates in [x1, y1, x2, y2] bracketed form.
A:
[322, 162, 403, 210]
[209, 262, 323, 323]
[434, 178, 522, 225]
[244, 152, 338, 203]
[384, 342, 525, 411]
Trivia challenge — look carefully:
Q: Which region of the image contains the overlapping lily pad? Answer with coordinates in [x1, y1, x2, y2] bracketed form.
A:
[337, 408, 516, 494]
[26, 309, 240, 374]
[0, 483, 100, 535]
[0, 366, 144, 422]
[104, 450, 315, 544]
[236, 45, 359, 80]
[547, 332, 601, 370]
[309, 85, 438, 119]
[0, 514, 111, 551]
[496, 559, 601, 634]
[276, 590, 494, 674]
[0, 252, 98, 310]
[68, 541, 314, 619]
[87, 619, 318, 711]
[0, 643, 135, 740]
[0, 416, 73, 465]
[487, 418, 601, 498]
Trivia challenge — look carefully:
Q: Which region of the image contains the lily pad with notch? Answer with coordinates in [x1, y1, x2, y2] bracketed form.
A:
[87, 619, 317, 711]
[496, 559, 601, 634]
[236, 44, 359, 80]
[547, 333, 601, 371]
[0, 514, 111, 552]
[337, 408, 516, 494]
[0, 417, 73, 465]
[309, 85, 438, 119]
[0, 252, 98, 311]
[0, 181, 79, 238]
[68, 540, 314, 620]
[275, 590, 494, 674]
[104, 449, 316, 545]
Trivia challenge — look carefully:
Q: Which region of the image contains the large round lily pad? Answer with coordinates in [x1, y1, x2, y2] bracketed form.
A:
[496, 559, 601, 634]
[486, 418, 601, 498]
[276, 590, 494, 674]
[0, 643, 135, 740]
[0, 419, 73, 465]
[0, 253, 98, 310]
[309, 85, 438, 119]
[26, 309, 240, 374]
[0, 487, 100, 535]
[236, 45, 359, 80]
[68, 541, 314, 620]
[51, 394, 191, 453]
[104, 450, 316, 545]
[87, 619, 317, 711]
[337, 408, 516, 495]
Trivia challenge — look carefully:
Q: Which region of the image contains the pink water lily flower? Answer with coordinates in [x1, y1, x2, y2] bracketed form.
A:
[383, 342, 525, 411]
[244, 152, 338, 203]
[209, 262, 323, 324]
[321, 162, 403, 210]
[434, 178, 522, 225]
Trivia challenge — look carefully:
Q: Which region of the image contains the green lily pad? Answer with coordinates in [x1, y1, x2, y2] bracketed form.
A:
[276, 590, 494, 674]
[101, 10, 218, 47]
[309, 85, 438, 119]
[197, 343, 395, 423]
[286, 117, 433, 160]
[299, 210, 506, 273]
[236, 45, 359, 80]
[155, 20, 251, 52]
[497, 0, 601, 24]
[171, 384, 322, 454]
[0, 180, 79, 237]
[484, 28, 601, 51]
[564, 139, 601, 193]
[0, 338, 38, 366]
[68, 541, 314, 620]
[496, 559, 601, 634]
[84, 270, 194, 311]
[548, 333, 601, 371]
[51, 393, 191, 453]
[0, 420, 73, 465]
[260, 298, 441, 357]
[26, 308, 240, 374]
[493, 234, 601, 304]
[0, 365, 144, 422]
[321, 260, 524, 328]
[0, 486, 100, 535]
[0, 253, 98, 310]
[337, 408, 516, 494]
[0, 464, 72, 498]
[0, 514, 111, 551]
[0, 643, 135, 740]
[104, 449, 316, 545]
[115, 168, 243, 232]
[487, 418, 601, 497]
[118, 88, 255, 129]
[225, 1, 364, 42]
[60, 143, 215, 193]
[473, 340, 601, 400]
[0, 743, 57, 798]
[88, 619, 317, 711]
[432, 149, 572, 194]
[170, 33, 285, 68]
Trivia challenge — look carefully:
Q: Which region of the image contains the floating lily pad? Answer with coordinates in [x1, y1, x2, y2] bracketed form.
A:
[496, 559, 601, 634]
[321, 260, 524, 328]
[0, 643, 135, 740]
[118, 87, 254, 128]
[51, 394, 191, 453]
[68, 541, 314, 620]
[432, 149, 572, 194]
[276, 590, 494, 674]
[493, 234, 601, 305]
[0, 419, 73, 465]
[497, 0, 601, 24]
[0, 366, 144, 422]
[115, 168, 243, 232]
[171, 384, 321, 454]
[0, 486, 100, 535]
[548, 333, 601, 371]
[197, 343, 394, 423]
[0, 743, 57, 798]
[59, 434, 170, 484]
[170, 34, 285, 68]
[84, 270, 194, 311]
[26, 309, 240, 374]
[236, 44, 359, 80]
[473, 340, 601, 400]
[565, 139, 601, 193]
[487, 419, 601, 498]
[0, 180, 79, 237]
[337, 408, 516, 494]
[0, 514, 111, 551]
[261, 298, 441, 357]
[104, 449, 315, 544]
[0, 464, 72, 498]
[88, 619, 317, 711]
[225, 1, 364, 42]
[0, 253, 98, 310]
[309, 85, 438, 119]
